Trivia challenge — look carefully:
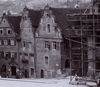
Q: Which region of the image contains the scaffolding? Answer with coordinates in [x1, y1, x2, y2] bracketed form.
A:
[65, 2, 100, 79]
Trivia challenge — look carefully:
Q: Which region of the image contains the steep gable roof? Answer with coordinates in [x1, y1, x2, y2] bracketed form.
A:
[7, 15, 21, 34]
[28, 9, 42, 29]
[1, 7, 90, 37]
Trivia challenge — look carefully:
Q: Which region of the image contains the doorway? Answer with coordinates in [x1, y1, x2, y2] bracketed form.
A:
[1, 64, 7, 77]
[41, 69, 44, 78]
[11, 66, 16, 76]
[25, 69, 29, 78]
[65, 59, 70, 68]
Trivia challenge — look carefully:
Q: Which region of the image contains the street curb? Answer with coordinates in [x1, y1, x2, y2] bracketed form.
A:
[0, 78, 59, 84]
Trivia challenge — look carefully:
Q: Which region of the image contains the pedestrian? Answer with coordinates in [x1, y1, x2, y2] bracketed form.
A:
[75, 74, 78, 81]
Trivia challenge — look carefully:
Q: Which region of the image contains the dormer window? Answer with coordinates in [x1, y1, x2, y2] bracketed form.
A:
[47, 24, 50, 33]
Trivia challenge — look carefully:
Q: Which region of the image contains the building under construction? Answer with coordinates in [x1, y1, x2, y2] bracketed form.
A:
[62, 0, 100, 78]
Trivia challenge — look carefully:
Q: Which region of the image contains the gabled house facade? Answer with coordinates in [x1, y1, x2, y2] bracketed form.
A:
[35, 5, 62, 78]
[0, 13, 21, 78]
[20, 7, 35, 78]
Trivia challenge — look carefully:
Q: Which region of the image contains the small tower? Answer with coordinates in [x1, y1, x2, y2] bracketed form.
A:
[92, 0, 100, 13]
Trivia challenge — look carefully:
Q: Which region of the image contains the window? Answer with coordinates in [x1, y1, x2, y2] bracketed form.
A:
[0, 29, 3, 35]
[47, 24, 50, 32]
[23, 41, 26, 47]
[1, 40, 4, 45]
[0, 40, 2, 45]
[8, 39, 10, 45]
[55, 26, 57, 31]
[11, 52, 17, 58]
[4, 20, 5, 23]
[23, 16, 27, 20]
[46, 13, 50, 17]
[23, 41, 29, 48]
[0, 51, 4, 58]
[5, 52, 11, 59]
[53, 42, 57, 49]
[45, 41, 51, 50]
[29, 42, 32, 51]
[98, 4, 100, 12]
[53, 41, 59, 50]
[10, 40, 15, 46]
[45, 56, 49, 64]
[7, 29, 12, 34]
[4, 40, 8, 45]
[29, 53, 34, 57]
[29, 42, 32, 49]
[24, 53, 28, 56]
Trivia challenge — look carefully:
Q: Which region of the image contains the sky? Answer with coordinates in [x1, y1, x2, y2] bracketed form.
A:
[0, 0, 91, 2]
